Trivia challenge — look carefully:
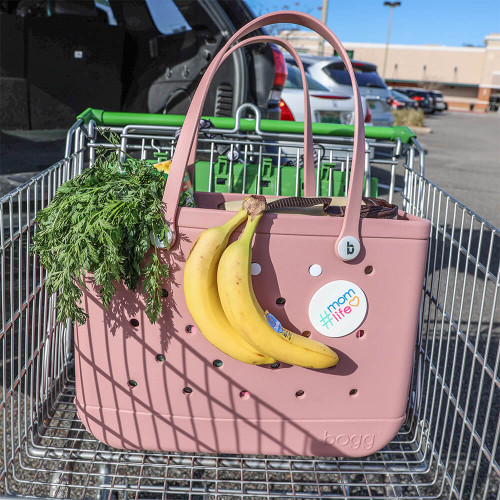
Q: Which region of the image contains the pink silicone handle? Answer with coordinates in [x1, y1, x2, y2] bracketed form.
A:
[183, 36, 314, 189]
[163, 11, 365, 260]
[184, 36, 314, 183]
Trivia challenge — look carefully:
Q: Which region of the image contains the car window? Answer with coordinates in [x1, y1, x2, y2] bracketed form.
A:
[324, 62, 386, 89]
[403, 90, 430, 100]
[95, 0, 116, 25]
[145, 0, 191, 35]
[285, 58, 312, 71]
[284, 64, 329, 91]
[391, 90, 409, 101]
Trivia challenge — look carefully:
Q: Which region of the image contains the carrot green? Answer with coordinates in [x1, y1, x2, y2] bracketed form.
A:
[31, 130, 170, 325]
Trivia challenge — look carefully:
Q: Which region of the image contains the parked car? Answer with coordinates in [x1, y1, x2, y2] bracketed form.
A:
[285, 55, 393, 127]
[0, 0, 286, 129]
[389, 89, 418, 110]
[393, 88, 434, 114]
[280, 64, 371, 125]
[428, 90, 447, 112]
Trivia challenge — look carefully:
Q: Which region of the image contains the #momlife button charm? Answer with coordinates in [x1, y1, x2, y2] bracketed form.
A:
[308, 280, 367, 338]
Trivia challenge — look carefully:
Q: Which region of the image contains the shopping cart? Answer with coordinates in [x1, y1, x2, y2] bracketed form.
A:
[0, 107, 498, 499]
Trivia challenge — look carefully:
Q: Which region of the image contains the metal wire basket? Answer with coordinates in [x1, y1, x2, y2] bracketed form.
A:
[0, 108, 498, 499]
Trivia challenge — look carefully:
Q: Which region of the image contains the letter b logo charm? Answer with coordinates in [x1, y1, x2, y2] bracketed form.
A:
[337, 236, 360, 261]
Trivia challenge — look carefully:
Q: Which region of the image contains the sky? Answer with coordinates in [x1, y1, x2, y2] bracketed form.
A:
[245, 0, 500, 47]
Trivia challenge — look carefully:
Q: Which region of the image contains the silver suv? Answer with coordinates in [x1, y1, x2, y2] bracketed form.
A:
[286, 55, 394, 127]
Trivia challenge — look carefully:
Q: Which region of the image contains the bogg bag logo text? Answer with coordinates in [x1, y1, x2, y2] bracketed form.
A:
[323, 431, 375, 450]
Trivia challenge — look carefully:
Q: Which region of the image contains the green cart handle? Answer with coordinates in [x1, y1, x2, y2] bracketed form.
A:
[77, 108, 416, 144]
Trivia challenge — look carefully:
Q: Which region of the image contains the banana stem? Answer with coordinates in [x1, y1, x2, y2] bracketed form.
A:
[240, 214, 263, 247]
[221, 209, 248, 233]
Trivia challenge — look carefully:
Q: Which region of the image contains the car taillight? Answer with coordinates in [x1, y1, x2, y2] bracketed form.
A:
[270, 45, 287, 89]
[311, 94, 350, 100]
[279, 99, 294, 121]
[364, 106, 372, 124]
[413, 96, 424, 101]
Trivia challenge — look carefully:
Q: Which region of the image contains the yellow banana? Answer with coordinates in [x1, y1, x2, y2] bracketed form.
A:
[183, 209, 274, 365]
[217, 213, 339, 369]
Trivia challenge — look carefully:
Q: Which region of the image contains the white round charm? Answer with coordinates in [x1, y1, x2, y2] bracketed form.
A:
[308, 280, 367, 338]
[337, 236, 360, 260]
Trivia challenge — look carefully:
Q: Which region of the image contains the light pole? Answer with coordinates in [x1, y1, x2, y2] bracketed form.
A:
[318, 0, 328, 55]
[382, 1, 400, 79]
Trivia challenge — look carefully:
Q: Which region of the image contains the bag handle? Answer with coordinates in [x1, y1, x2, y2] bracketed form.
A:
[163, 11, 365, 261]
[184, 35, 314, 184]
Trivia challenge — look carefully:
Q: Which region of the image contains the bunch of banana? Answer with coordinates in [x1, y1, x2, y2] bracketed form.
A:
[184, 195, 339, 369]
[217, 198, 339, 370]
[183, 206, 274, 365]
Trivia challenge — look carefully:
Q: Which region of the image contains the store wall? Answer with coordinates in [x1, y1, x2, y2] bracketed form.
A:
[279, 31, 500, 112]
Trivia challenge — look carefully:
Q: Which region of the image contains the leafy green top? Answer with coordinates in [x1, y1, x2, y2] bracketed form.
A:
[31, 131, 170, 325]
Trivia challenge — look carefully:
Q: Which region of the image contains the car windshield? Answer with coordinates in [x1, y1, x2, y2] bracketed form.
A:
[284, 64, 329, 91]
[325, 62, 386, 89]
[285, 58, 312, 71]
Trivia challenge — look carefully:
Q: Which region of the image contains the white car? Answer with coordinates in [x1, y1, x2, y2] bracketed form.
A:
[280, 64, 371, 125]
[285, 55, 393, 127]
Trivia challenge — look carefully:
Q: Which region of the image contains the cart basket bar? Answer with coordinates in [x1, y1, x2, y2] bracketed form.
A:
[76, 107, 417, 143]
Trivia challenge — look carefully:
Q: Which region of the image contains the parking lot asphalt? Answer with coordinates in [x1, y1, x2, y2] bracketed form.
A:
[416, 111, 500, 229]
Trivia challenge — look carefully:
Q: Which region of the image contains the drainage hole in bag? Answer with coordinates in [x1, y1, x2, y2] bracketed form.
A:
[295, 390, 305, 399]
[309, 264, 322, 277]
[185, 325, 197, 334]
[156, 354, 166, 362]
[251, 263, 261, 276]
[161, 288, 169, 298]
[239, 390, 250, 400]
[276, 297, 286, 306]
[364, 266, 373, 275]
[183, 387, 193, 395]
[130, 319, 139, 327]
[356, 330, 365, 339]
[213, 359, 223, 368]
[128, 380, 138, 388]
[349, 389, 358, 397]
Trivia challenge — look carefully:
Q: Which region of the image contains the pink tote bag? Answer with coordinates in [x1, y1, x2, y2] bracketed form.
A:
[74, 11, 430, 458]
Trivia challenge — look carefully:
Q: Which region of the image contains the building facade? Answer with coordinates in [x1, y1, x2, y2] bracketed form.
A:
[278, 31, 500, 112]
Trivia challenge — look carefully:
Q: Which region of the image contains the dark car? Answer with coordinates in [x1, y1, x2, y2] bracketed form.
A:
[389, 89, 418, 110]
[0, 0, 286, 129]
[393, 88, 434, 114]
[428, 90, 447, 112]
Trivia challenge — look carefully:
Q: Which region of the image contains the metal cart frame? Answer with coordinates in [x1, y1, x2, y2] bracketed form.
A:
[0, 109, 498, 499]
